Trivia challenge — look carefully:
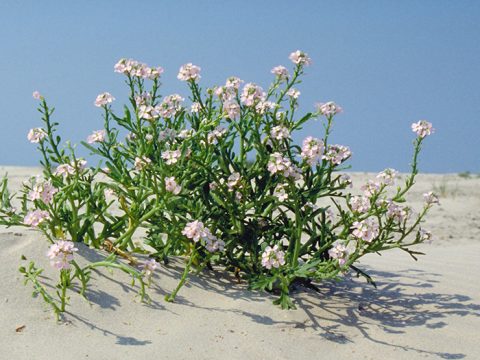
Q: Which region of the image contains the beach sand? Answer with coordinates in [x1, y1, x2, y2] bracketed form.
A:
[1, 167, 479, 359]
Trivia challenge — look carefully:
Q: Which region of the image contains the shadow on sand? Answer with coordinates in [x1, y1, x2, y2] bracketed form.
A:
[74, 245, 478, 358]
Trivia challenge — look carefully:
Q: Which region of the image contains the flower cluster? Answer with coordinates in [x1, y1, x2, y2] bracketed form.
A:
[301, 136, 324, 165]
[157, 94, 184, 118]
[423, 191, 440, 206]
[27, 128, 47, 143]
[141, 259, 159, 279]
[177, 63, 201, 82]
[349, 195, 371, 213]
[289, 50, 312, 66]
[351, 218, 380, 242]
[270, 125, 290, 141]
[114, 58, 164, 79]
[376, 168, 398, 186]
[134, 156, 151, 170]
[322, 145, 351, 165]
[207, 126, 227, 144]
[94, 92, 115, 107]
[411, 120, 434, 138]
[240, 83, 265, 106]
[161, 150, 181, 165]
[29, 180, 58, 204]
[328, 240, 356, 266]
[165, 176, 181, 195]
[316, 101, 343, 116]
[54, 159, 87, 177]
[24, 209, 50, 227]
[46, 240, 78, 270]
[267, 152, 301, 179]
[87, 129, 106, 144]
[181, 221, 224, 252]
[271, 65, 289, 80]
[261, 245, 286, 269]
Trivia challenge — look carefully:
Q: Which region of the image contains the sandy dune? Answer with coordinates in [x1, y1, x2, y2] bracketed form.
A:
[0, 167, 479, 359]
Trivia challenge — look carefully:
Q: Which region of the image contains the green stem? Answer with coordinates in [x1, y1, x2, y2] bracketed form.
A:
[165, 251, 194, 302]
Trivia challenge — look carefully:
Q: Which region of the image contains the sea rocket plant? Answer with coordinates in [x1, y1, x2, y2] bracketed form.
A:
[0, 50, 437, 314]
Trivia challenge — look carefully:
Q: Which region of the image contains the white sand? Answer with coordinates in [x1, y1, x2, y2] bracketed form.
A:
[1, 167, 479, 359]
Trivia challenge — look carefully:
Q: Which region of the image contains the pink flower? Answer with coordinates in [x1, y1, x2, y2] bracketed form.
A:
[328, 240, 356, 266]
[27, 128, 47, 143]
[271, 65, 289, 79]
[134, 156, 151, 170]
[270, 125, 290, 140]
[161, 150, 181, 165]
[165, 176, 181, 195]
[423, 191, 440, 206]
[139, 104, 160, 120]
[204, 232, 225, 253]
[32, 91, 42, 100]
[287, 88, 300, 99]
[87, 129, 106, 144]
[191, 102, 201, 113]
[223, 100, 241, 119]
[75, 159, 88, 171]
[351, 218, 379, 243]
[54, 160, 86, 177]
[46, 240, 78, 270]
[207, 126, 227, 144]
[24, 209, 50, 227]
[274, 184, 289, 202]
[386, 201, 409, 223]
[225, 76, 243, 90]
[156, 94, 184, 118]
[135, 92, 152, 106]
[376, 168, 398, 186]
[240, 83, 265, 106]
[158, 128, 176, 142]
[339, 174, 353, 188]
[114, 58, 163, 79]
[267, 153, 301, 180]
[54, 164, 75, 177]
[316, 101, 343, 116]
[349, 196, 371, 213]
[411, 120, 434, 138]
[181, 218, 223, 252]
[104, 188, 114, 197]
[289, 50, 312, 66]
[29, 181, 58, 204]
[141, 259, 159, 278]
[54, 159, 87, 177]
[261, 245, 286, 269]
[178, 129, 194, 139]
[301, 136, 324, 165]
[94, 92, 115, 107]
[255, 101, 277, 115]
[177, 63, 201, 82]
[145, 66, 164, 80]
[418, 228, 433, 243]
[182, 220, 209, 242]
[227, 172, 241, 191]
[323, 145, 351, 165]
[361, 180, 381, 197]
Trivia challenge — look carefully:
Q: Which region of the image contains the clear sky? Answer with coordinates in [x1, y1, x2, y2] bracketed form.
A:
[1, 1, 479, 173]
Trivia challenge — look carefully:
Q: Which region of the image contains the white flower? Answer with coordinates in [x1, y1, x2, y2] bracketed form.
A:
[94, 92, 115, 107]
[261, 245, 286, 269]
[165, 176, 181, 195]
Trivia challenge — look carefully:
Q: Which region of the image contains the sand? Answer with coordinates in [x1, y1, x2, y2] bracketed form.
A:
[1, 167, 479, 359]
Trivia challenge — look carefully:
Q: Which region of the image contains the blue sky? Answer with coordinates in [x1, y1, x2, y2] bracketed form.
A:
[1, 1, 479, 173]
